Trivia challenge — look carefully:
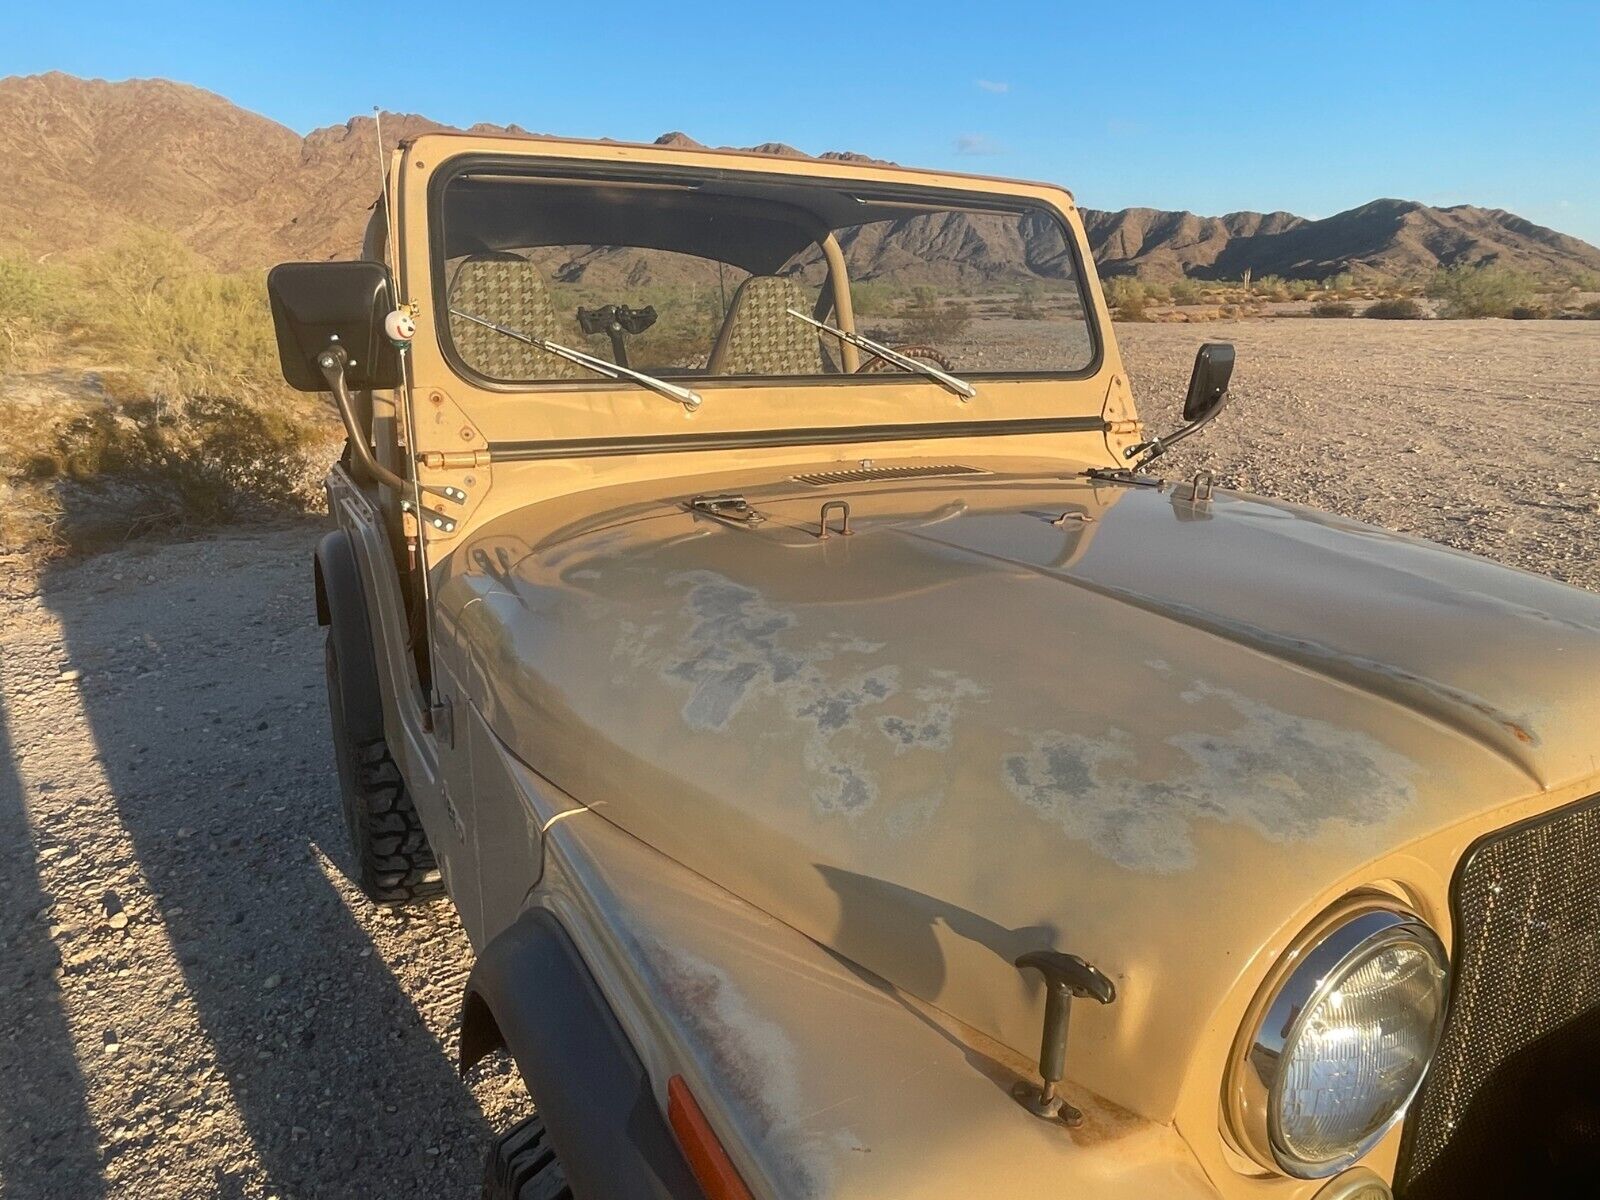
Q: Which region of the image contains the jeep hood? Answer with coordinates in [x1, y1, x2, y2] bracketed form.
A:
[438, 463, 1600, 1119]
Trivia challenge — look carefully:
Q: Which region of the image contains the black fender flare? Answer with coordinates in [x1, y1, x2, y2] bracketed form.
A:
[461, 908, 701, 1200]
[312, 529, 384, 745]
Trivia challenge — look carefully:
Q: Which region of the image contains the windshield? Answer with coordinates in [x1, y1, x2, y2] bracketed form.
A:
[434, 166, 1098, 385]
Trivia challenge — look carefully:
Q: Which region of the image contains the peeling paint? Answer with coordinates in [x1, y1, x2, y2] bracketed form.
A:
[618, 572, 983, 817]
[648, 939, 842, 1198]
[1003, 683, 1419, 873]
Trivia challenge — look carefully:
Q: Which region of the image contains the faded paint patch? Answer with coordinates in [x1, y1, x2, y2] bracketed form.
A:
[619, 572, 983, 817]
[879, 672, 988, 754]
[648, 939, 841, 1198]
[1003, 683, 1418, 872]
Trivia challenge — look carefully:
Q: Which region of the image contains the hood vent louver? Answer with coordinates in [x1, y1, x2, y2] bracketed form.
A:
[792, 464, 989, 487]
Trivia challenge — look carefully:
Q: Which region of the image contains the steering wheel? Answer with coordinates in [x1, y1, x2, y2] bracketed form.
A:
[853, 344, 955, 374]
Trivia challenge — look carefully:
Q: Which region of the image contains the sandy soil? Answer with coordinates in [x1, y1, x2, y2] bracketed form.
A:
[0, 318, 1595, 1199]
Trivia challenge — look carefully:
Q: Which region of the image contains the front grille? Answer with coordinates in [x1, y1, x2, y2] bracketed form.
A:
[1397, 793, 1600, 1198]
[791, 464, 987, 486]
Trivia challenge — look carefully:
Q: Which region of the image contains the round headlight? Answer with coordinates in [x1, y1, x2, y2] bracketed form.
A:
[1229, 906, 1448, 1179]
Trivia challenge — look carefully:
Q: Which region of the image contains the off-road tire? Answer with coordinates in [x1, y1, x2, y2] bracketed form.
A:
[483, 1113, 573, 1199]
[324, 636, 445, 905]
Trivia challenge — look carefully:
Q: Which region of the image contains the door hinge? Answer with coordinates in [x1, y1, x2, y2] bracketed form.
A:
[425, 695, 455, 748]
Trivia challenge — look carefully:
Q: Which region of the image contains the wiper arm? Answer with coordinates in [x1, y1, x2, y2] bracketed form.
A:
[786, 308, 976, 401]
[450, 309, 702, 411]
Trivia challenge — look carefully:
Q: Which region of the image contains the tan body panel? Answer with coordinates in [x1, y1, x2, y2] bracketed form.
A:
[433, 460, 1600, 1128]
[327, 135, 1600, 1197]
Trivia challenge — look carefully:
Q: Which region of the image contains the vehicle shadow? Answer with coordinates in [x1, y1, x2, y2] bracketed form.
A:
[0, 693, 109, 1198]
[34, 525, 497, 1198]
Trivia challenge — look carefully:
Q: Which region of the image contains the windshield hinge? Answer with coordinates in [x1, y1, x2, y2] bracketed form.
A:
[687, 494, 766, 525]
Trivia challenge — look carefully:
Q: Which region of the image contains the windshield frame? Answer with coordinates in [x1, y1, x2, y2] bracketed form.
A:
[425, 153, 1105, 396]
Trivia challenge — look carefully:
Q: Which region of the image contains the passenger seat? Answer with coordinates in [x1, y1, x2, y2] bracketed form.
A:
[447, 253, 585, 380]
[706, 276, 826, 376]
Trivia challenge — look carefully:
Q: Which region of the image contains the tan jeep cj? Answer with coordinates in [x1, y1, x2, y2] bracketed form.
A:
[267, 132, 1600, 1200]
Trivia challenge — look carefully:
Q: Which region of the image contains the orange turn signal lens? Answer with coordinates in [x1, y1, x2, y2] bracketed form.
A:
[667, 1074, 754, 1200]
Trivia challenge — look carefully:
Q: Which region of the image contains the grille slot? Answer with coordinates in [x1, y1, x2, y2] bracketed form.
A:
[1397, 793, 1600, 1197]
[791, 464, 988, 486]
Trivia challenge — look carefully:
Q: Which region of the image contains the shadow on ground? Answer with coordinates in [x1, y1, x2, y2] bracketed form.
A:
[0, 520, 514, 1198]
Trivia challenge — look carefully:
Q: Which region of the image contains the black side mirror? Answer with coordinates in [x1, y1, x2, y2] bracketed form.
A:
[267, 261, 402, 392]
[1123, 341, 1235, 469]
[1182, 342, 1235, 422]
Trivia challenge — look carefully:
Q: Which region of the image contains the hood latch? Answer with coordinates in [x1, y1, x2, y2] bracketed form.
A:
[1013, 950, 1117, 1127]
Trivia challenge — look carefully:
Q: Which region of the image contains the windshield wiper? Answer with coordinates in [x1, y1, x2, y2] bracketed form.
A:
[786, 308, 976, 401]
[450, 309, 703, 411]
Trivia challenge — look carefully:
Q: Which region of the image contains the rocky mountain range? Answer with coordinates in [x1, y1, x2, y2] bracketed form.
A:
[3, 71, 1597, 283]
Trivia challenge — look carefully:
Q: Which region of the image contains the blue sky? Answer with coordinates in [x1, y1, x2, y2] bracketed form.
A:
[4, 1, 1598, 243]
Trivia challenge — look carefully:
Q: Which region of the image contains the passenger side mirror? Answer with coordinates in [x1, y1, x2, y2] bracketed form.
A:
[267, 261, 403, 392]
[1182, 342, 1235, 422]
[1123, 341, 1235, 469]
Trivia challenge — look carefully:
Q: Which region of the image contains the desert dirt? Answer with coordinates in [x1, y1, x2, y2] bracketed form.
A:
[0, 317, 1596, 1199]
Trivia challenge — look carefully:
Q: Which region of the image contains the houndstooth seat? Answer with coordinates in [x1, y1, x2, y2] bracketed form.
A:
[707, 276, 826, 376]
[447, 254, 585, 380]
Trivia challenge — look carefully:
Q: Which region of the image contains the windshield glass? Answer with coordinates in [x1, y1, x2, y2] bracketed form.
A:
[435, 167, 1097, 384]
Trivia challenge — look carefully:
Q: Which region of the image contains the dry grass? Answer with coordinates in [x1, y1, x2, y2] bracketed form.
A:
[0, 230, 338, 555]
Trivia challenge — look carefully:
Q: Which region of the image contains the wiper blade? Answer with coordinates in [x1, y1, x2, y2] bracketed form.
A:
[450, 309, 702, 411]
[786, 308, 976, 401]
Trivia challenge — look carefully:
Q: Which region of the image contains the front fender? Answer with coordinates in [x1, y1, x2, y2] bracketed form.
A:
[462, 907, 701, 1200]
[312, 529, 383, 744]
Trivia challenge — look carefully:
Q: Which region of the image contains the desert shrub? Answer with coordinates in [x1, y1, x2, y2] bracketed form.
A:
[1365, 298, 1424, 320]
[1320, 272, 1356, 296]
[1252, 275, 1290, 301]
[900, 287, 973, 340]
[75, 231, 287, 402]
[1285, 279, 1316, 300]
[1426, 264, 1537, 318]
[0, 227, 340, 550]
[1312, 301, 1355, 318]
[0, 255, 67, 371]
[1168, 277, 1203, 305]
[1010, 280, 1043, 320]
[850, 281, 899, 318]
[1508, 304, 1550, 320]
[1569, 270, 1600, 292]
[1104, 277, 1148, 320]
[1584, 299, 1600, 318]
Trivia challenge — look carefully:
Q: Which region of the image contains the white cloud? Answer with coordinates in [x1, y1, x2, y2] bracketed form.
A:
[955, 133, 1005, 156]
[975, 79, 1010, 93]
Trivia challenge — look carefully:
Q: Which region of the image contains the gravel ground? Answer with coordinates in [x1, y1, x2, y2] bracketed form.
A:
[1122, 318, 1600, 593]
[0, 530, 529, 1200]
[0, 318, 1595, 1199]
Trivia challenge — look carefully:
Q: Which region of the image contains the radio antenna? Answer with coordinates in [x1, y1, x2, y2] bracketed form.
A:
[373, 108, 403, 290]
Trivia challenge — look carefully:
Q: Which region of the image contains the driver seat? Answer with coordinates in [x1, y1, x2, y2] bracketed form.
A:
[447, 253, 585, 380]
[707, 276, 826, 376]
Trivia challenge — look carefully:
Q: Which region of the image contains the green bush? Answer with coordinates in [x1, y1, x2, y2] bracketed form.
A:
[0, 228, 337, 551]
[1168, 277, 1203, 306]
[1312, 301, 1355, 318]
[1364, 298, 1424, 320]
[1252, 275, 1290, 301]
[1104, 277, 1149, 320]
[0, 255, 66, 371]
[1426, 264, 1537, 318]
[900, 286, 973, 341]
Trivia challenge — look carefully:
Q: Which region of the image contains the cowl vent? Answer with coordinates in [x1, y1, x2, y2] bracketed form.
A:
[792, 464, 989, 487]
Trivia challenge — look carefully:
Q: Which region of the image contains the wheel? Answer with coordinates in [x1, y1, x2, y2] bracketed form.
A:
[324, 635, 445, 905]
[484, 1113, 573, 1200]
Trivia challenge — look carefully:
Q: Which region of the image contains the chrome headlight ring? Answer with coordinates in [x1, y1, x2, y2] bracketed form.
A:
[1228, 905, 1449, 1179]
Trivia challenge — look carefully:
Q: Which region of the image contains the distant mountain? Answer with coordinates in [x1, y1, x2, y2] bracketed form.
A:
[3, 72, 1597, 284]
